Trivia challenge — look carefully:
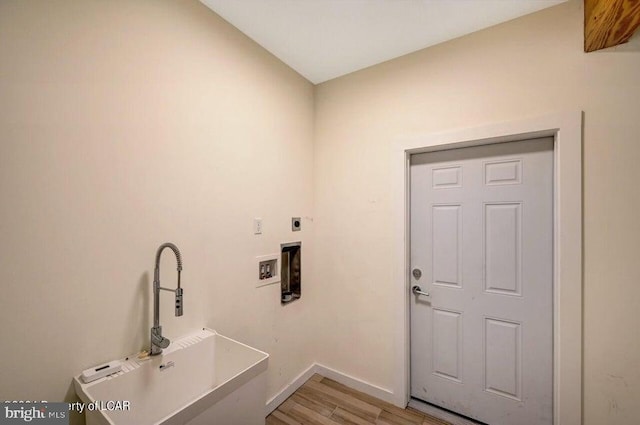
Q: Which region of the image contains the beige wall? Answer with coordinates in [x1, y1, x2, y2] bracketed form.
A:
[0, 1, 316, 423]
[2, 0, 639, 424]
[314, 1, 639, 424]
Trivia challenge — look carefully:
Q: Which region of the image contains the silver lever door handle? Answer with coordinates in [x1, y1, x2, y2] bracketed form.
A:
[412, 285, 430, 297]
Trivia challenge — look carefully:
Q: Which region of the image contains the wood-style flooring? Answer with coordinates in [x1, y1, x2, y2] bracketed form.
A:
[266, 374, 452, 425]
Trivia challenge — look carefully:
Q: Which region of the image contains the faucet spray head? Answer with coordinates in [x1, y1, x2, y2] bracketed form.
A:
[175, 287, 183, 317]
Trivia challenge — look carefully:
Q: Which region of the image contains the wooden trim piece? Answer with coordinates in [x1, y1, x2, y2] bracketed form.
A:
[585, 0, 640, 52]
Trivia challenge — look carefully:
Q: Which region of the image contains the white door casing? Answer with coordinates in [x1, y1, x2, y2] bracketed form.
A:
[410, 139, 554, 424]
[392, 112, 582, 425]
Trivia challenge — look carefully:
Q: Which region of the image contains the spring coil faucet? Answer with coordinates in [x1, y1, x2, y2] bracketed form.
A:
[150, 242, 183, 356]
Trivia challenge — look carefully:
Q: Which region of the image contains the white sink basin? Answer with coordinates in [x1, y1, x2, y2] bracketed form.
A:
[74, 329, 269, 425]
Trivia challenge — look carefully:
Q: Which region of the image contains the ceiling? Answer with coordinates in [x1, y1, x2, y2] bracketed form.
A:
[200, 0, 568, 84]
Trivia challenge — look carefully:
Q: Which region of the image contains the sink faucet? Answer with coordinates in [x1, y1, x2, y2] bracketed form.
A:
[150, 242, 183, 356]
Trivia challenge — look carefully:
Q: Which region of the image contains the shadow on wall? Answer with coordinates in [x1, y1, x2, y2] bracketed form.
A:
[63, 272, 150, 425]
[65, 383, 83, 425]
[600, 31, 640, 52]
[134, 272, 151, 352]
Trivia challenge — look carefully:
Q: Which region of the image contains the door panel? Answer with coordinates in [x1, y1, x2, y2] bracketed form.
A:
[484, 317, 521, 400]
[432, 205, 462, 287]
[484, 202, 521, 295]
[432, 308, 463, 383]
[410, 138, 553, 425]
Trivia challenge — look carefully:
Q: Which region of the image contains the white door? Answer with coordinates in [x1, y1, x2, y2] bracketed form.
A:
[410, 138, 553, 425]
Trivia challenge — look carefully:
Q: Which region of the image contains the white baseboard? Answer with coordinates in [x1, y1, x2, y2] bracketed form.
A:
[313, 364, 396, 406]
[265, 363, 318, 415]
[265, 363, 397, 414]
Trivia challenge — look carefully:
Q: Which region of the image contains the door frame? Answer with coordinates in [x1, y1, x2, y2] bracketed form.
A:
[392, 111, 583, 425]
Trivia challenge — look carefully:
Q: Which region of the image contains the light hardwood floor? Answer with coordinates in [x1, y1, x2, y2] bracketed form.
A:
[266, 374, 452, 425]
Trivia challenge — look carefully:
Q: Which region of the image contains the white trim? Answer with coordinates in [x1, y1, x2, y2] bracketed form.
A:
[314, 364, 395, 404]
[392, 111, 583, 425]
[265, 362, 395, 414]
[265, 363, 317, 414]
